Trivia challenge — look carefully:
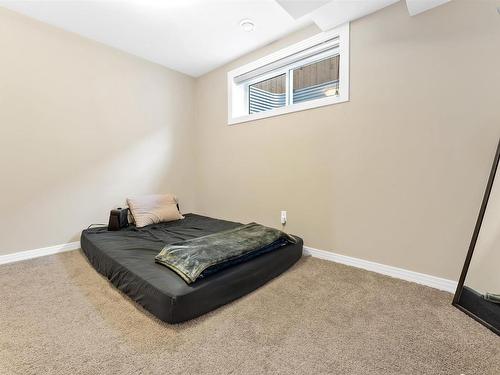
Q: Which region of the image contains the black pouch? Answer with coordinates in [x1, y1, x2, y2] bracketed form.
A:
[108, 208, 129, 231]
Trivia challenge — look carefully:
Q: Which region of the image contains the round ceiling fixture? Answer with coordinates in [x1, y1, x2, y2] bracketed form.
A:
[239, 19, 255, 32]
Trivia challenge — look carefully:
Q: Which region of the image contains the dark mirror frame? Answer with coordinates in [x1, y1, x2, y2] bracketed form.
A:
[452, 138, 500, 336]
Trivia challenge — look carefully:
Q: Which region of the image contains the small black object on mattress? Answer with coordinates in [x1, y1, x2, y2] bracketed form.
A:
[80, 214, 303, 323]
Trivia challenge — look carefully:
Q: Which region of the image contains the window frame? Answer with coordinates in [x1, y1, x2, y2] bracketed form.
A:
[227, 23, 350, 125]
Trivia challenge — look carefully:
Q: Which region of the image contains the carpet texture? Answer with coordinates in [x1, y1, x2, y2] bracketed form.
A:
[0, 250, 499, 375]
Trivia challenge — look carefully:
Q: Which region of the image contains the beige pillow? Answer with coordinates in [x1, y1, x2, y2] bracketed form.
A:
[127, 194, 184, 228]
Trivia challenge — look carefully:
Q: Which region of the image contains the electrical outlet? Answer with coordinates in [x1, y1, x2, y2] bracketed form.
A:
[281, 210, 287, 225]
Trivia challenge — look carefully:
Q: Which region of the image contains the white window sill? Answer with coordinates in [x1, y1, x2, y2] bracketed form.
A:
[228, 93, 349, 125]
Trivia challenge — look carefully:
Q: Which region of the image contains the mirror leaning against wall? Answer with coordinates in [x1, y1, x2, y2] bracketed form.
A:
[453, 138, 500, 336]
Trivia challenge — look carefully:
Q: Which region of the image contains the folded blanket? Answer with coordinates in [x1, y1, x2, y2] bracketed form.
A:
[484, 292, 500, 304]
[155, 223, 296, 284]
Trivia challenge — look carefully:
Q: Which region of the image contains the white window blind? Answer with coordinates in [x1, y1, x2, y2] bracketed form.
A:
[233, 36, 340, 84]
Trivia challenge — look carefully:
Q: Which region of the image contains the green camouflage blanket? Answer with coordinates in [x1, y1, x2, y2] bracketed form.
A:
[484, 293, 500, 304]
[155, 223, 296, 284]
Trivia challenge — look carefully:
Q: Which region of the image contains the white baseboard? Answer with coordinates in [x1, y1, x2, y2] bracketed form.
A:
[0, 241, 456, 292]
[0, 241, 81, 265]
[303, 246, 457, 293]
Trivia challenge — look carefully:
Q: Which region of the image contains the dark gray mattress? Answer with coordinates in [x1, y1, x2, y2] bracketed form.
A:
[80, 214, 303, 323]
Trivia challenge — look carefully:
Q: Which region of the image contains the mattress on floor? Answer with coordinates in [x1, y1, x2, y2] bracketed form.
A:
[80, 213, 303, 323]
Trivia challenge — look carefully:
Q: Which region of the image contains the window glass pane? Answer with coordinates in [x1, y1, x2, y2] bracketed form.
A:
[249, 73, 286, 114]
[292, 55, 339, 104]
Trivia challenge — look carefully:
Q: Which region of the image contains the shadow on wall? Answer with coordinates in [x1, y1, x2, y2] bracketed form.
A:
[0, 7, 196, 254]
[0, 125, 184, 252]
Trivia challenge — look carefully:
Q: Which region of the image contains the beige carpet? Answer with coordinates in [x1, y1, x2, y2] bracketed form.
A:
[0, 251, 499, 375]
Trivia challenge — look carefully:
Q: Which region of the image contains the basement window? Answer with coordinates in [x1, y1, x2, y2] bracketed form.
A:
[228, 23, 349, 125]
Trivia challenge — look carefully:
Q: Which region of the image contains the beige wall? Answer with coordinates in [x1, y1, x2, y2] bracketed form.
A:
[0, 7, 196, 255]
[194, 0, 500, 280]
[1, 0, 499, 282]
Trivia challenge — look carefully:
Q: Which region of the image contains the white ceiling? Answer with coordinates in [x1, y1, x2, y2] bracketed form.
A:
[1, 0, 312, 77]
[277, 0, 400, 31]
[275, 0, 331, 19]
[405, 0, 451, 16]
[0, 0, 452, 77]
